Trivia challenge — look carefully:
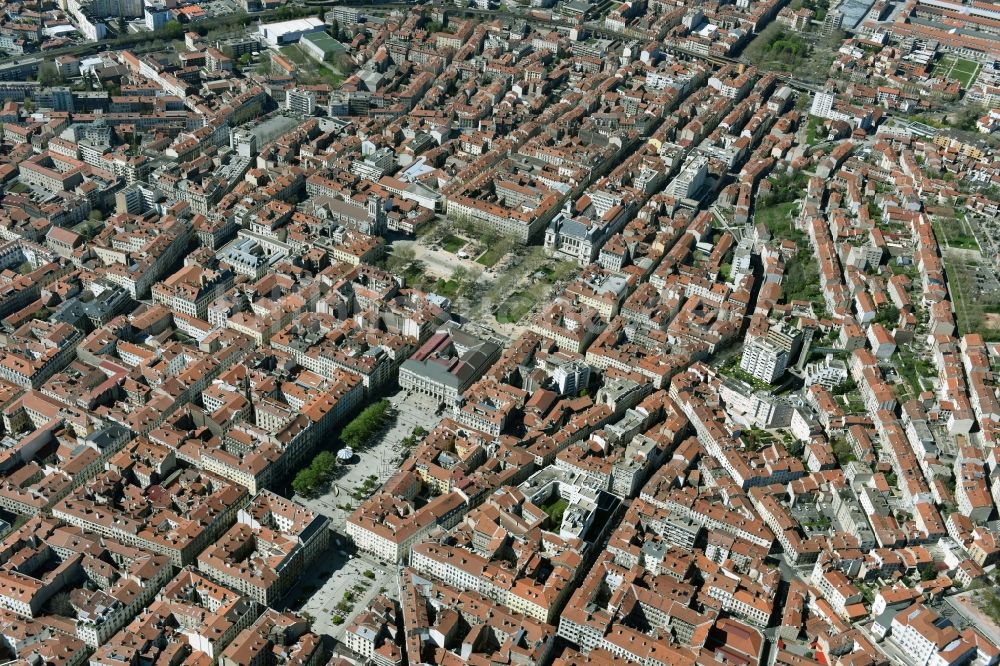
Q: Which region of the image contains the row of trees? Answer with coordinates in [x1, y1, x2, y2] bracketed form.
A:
[341, 398, 391, 450]
[290, 399, 392, 497]
[292, 450, 338, 498]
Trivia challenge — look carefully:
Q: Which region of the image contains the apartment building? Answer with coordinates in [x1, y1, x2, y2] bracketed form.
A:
[198, 491, 330, 605]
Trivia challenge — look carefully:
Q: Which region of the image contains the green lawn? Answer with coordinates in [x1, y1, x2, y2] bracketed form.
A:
[952, 58, 979, 84]
[754, 201, 824, 310]
[932, 55, 955, 74]
[893, 348, 933, 395]
[841, 392, 866, 414]
[441, 234, 465, 253]
[905, 113, 947, 129]
[784, 252, 824, 311]
[933, 55, 980, 88]
[948, 233, 979, 251]
[278, 44, 310, 67]
[476, 246, 505, 267]
[805, 116, 824, 145]
[933, 217, 980, 251]
[721, 360, 777, 392]
[277, 44, 344, 86]
[950, 58, 979, 87]
[756, 202, 803, 243]
[540, 496, 568, 528]
[496, 291, 532, 323]
[431, 278, 461, 299]
[955, 72, 974, 87]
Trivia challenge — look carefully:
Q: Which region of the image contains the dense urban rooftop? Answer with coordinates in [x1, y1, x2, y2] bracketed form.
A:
[0, 0, 998, 664]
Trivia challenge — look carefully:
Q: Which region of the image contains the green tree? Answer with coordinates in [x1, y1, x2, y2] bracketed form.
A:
[292, 466, 322, 497]
[830, 437, 856, 465]
[955, 105, 985, 132]
[544, 498, 568, 527]
[874, 304, 899, 327]
[160, 20, 184, 40]
[37, 61, 63, 87]
[312, 451, 337, 480]
[831, 378, 856, 396]
[387, 245, 421, 278]
[340, 399, 390, 449]
[46, 591, 75, 616]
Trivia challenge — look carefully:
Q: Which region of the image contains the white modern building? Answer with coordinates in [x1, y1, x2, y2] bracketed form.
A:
[889, 604, 976, 666]
[740, 337, 788, 384]
[258, 17, 325, 47]
[668, 155, 708, 200]
[285, 88, 317, 115]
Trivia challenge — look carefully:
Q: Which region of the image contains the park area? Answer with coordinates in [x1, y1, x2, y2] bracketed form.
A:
[440, 234, 465, 253]
[742, 23, 811, 73]
[476, 245, 506, 267]
[753, 192, 826, 315]
[932, 55, 981, 88]
[934, 214, 1000, 340]
[276, 44, 346, 86]
[486, 252, 577, 327]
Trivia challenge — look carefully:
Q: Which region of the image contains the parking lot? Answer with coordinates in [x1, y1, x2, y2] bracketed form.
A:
[197, 0, 239, 17]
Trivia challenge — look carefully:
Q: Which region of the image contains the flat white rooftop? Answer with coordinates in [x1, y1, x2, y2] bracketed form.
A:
[259, 17, 325, 36]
